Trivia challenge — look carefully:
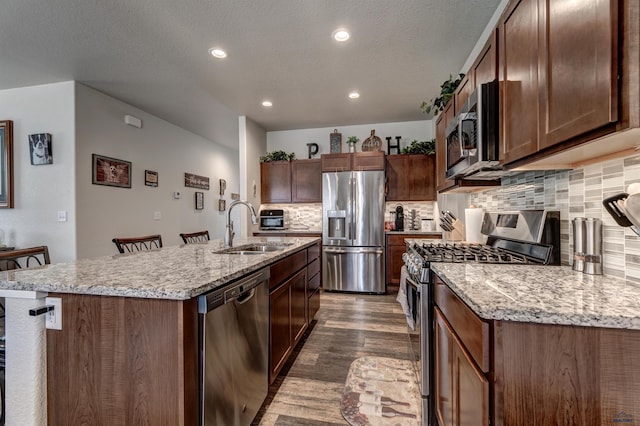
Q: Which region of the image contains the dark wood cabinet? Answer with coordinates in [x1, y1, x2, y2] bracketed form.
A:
[321, 152, 385, 172]
[385, 154, 436, 201]
[291, 159, 322, 203]
[269, 276, 292, 381]
[261, 161, 292, 203]
[307, 242, 321, 321]
[290, 268, 308, 344]
[537, 0, 618, 150]
[454, 73, 473, 111]
[434, 308, 489, 426]
[472, 29, 498, 86]
[499, 0, 540, 164]
[435, 100, 456, 192]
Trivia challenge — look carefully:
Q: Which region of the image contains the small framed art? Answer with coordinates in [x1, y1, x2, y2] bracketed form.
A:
[92, 154, 131, 188]
[195, 191, 204, 210]
[29, 133, 53, 165]
[145, 170, 158, 187]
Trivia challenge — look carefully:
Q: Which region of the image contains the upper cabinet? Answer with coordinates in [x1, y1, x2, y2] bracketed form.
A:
[499, 0, 540, 164]
[435, 100, 457, 192]
[536, 0, 618, 149]
[321, 152, 385, 172]
[261, 161, 292, 203]
[261, 159, 322, 204]
[500, 0, 620, 166]
[386, 154, 436, 201]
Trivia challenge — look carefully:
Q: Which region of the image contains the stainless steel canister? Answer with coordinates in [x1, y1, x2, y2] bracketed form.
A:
[583, 218, 603, 275]
[572, 217, 586, 272]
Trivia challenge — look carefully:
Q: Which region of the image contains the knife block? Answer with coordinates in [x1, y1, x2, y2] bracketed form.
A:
[445, 219, 466, 241]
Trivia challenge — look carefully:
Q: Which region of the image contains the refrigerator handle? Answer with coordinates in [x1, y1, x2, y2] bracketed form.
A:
[350, 176, 356, 241]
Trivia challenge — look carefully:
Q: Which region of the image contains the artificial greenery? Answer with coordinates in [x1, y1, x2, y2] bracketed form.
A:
[401, 139, 436, 155]
[260, 150, 296, 162]
[420, 73, 465, 115]
[345, 136, 359, 145]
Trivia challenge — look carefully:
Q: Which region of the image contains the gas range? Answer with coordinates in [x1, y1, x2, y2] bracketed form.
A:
[403, 210, 561, 283]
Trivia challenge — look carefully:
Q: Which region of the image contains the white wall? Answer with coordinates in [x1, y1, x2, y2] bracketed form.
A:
[0, 82, 77, 262]
[239, 116, 267, 235]
[75, 83, 240, 258]
[267, 120, 433, 160]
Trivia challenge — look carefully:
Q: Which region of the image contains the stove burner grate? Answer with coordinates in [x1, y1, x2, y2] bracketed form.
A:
[416, 242, 534, 264]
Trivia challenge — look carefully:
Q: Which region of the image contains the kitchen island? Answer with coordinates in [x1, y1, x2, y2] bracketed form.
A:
[430, 262, 640, 426]
[0, 236, 320, 425]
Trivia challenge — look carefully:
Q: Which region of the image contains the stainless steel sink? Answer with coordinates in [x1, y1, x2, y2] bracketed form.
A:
[215, 243, 293, 255]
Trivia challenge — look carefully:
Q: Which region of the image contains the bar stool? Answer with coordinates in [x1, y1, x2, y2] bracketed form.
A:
[179, 231, 210, 244]
[112, 235, 162, 253]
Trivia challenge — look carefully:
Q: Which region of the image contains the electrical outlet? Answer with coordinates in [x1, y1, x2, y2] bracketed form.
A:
[57, 211, 67, 222]
[45, 297, 62, 330]
[154, 211, 162, 220]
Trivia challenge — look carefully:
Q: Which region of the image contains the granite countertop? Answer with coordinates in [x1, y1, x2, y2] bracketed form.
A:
[431, 263, 640, 330]
[0, 237, 319, 301]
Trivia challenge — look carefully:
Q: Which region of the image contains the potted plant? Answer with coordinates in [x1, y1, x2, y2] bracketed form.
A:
[420, 73, 465, 115]
[260, 150, 295, 162]
[401, 139, 436, 155]
[345, 136, 359, 153]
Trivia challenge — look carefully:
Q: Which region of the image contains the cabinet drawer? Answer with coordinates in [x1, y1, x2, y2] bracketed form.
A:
[308, 272, 321, 293]
[307, 258, 320, 279]
[270, 250, 307, 290]
[435, 276, 489, 372]
[308, 288, 320, 320]
[307, 243, 320, 262]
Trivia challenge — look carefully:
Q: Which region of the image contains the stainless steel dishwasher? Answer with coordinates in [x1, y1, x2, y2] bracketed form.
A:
[198, 268, 270, 426]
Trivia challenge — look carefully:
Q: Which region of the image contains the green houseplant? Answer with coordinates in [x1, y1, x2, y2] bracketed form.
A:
[345, 136, 359, 153]
[401, 139, 436, 155]
[420, 73, 465, 115]
[260, 150, 295, 162]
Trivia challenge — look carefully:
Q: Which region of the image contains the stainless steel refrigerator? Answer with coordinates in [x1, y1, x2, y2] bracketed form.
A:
[322, 170, 385, 293]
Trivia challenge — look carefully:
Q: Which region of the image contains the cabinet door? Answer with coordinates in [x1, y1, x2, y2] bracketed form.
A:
[435, 308, 489, 426]
[261, 161, 292, 203]
[472, 29, 497, 86]
[385, 155, 411, 201]
[435, 308, 454, 426]
[291, 159, 322, 203]
[500, 0, 540, 164]
[436, 101, 456, 191]
[290, 268, 308, 344]
[321, 153, 351, 172]
[454, 74, 473, 111]
[269, 281, 291, 382]
[352, 151, 385, 171]
[538, 0, 618, 149]
[386, 243, 406, 285]
[409, 154, 436, 201]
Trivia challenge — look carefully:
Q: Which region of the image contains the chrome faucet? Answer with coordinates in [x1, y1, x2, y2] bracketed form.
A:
[224, 200, 258, 247]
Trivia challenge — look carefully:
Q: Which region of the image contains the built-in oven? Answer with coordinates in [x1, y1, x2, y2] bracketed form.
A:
[259, 209, 286, 230]
[446, 80, 501, 179]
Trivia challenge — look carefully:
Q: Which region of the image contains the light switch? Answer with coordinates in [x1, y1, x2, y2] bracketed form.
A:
[154, 211, 162, 220]
[57, 211, 67, 222]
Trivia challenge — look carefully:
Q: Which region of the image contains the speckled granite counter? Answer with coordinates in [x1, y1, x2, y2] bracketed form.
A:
[0, 237, 319, 300]
[431, 263, 640, 330]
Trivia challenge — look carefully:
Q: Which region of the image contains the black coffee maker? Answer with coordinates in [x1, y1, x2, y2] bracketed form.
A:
[394, 205, 404, 231]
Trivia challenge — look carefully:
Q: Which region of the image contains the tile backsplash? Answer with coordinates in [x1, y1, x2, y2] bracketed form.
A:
[469, 153, 640, 282]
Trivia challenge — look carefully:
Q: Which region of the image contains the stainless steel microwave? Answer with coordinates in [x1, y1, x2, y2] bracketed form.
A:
[446, 80, 502, 179]
[259, 209, 286, 230]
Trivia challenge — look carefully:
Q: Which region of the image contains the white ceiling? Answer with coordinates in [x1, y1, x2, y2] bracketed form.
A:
[0, 0, 500, 146]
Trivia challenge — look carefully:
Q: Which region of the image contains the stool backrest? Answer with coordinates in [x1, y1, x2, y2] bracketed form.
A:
[112, 235, 163, 253]
[0, 246, 51, 271]
[179, 231, 210, 244]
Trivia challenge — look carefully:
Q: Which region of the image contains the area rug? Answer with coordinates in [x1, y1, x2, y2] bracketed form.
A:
[340, 356, 421, 426]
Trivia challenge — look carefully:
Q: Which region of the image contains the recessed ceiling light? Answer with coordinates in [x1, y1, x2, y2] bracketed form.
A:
[332, 29, 350, 42]
[348, 91, 360, 99]
[262, 100, 273, 107]
[209, 48, 227, 59]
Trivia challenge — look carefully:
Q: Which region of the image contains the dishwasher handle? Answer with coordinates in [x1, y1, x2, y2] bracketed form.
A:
[198, 267, 270, 313]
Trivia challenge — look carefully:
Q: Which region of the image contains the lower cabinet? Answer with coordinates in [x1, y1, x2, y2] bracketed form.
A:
[268, 242, 321, 383]
[386, 233, 441, 286]
[434, 307, 489, 426]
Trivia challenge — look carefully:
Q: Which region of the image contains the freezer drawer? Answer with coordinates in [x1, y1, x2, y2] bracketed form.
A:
[323, 246, 385, 293]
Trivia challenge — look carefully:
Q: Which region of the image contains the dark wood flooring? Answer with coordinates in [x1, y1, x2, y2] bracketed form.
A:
[254, 290, 412, 425]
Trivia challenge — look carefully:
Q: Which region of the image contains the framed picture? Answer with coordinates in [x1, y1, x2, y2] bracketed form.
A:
[145, 170, 158, 187]
[92, 154, 131, 188]
[185, 172, 210, 190]
[218, 199, 226, 211]
[28, 133, 53, 165]
[0, 120, 14, 208]
[330, 129, 342, 153]
[195, 191, 204, 210]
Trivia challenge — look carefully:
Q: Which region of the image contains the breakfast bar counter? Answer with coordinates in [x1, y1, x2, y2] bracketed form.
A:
[0, 236, 319, 299]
